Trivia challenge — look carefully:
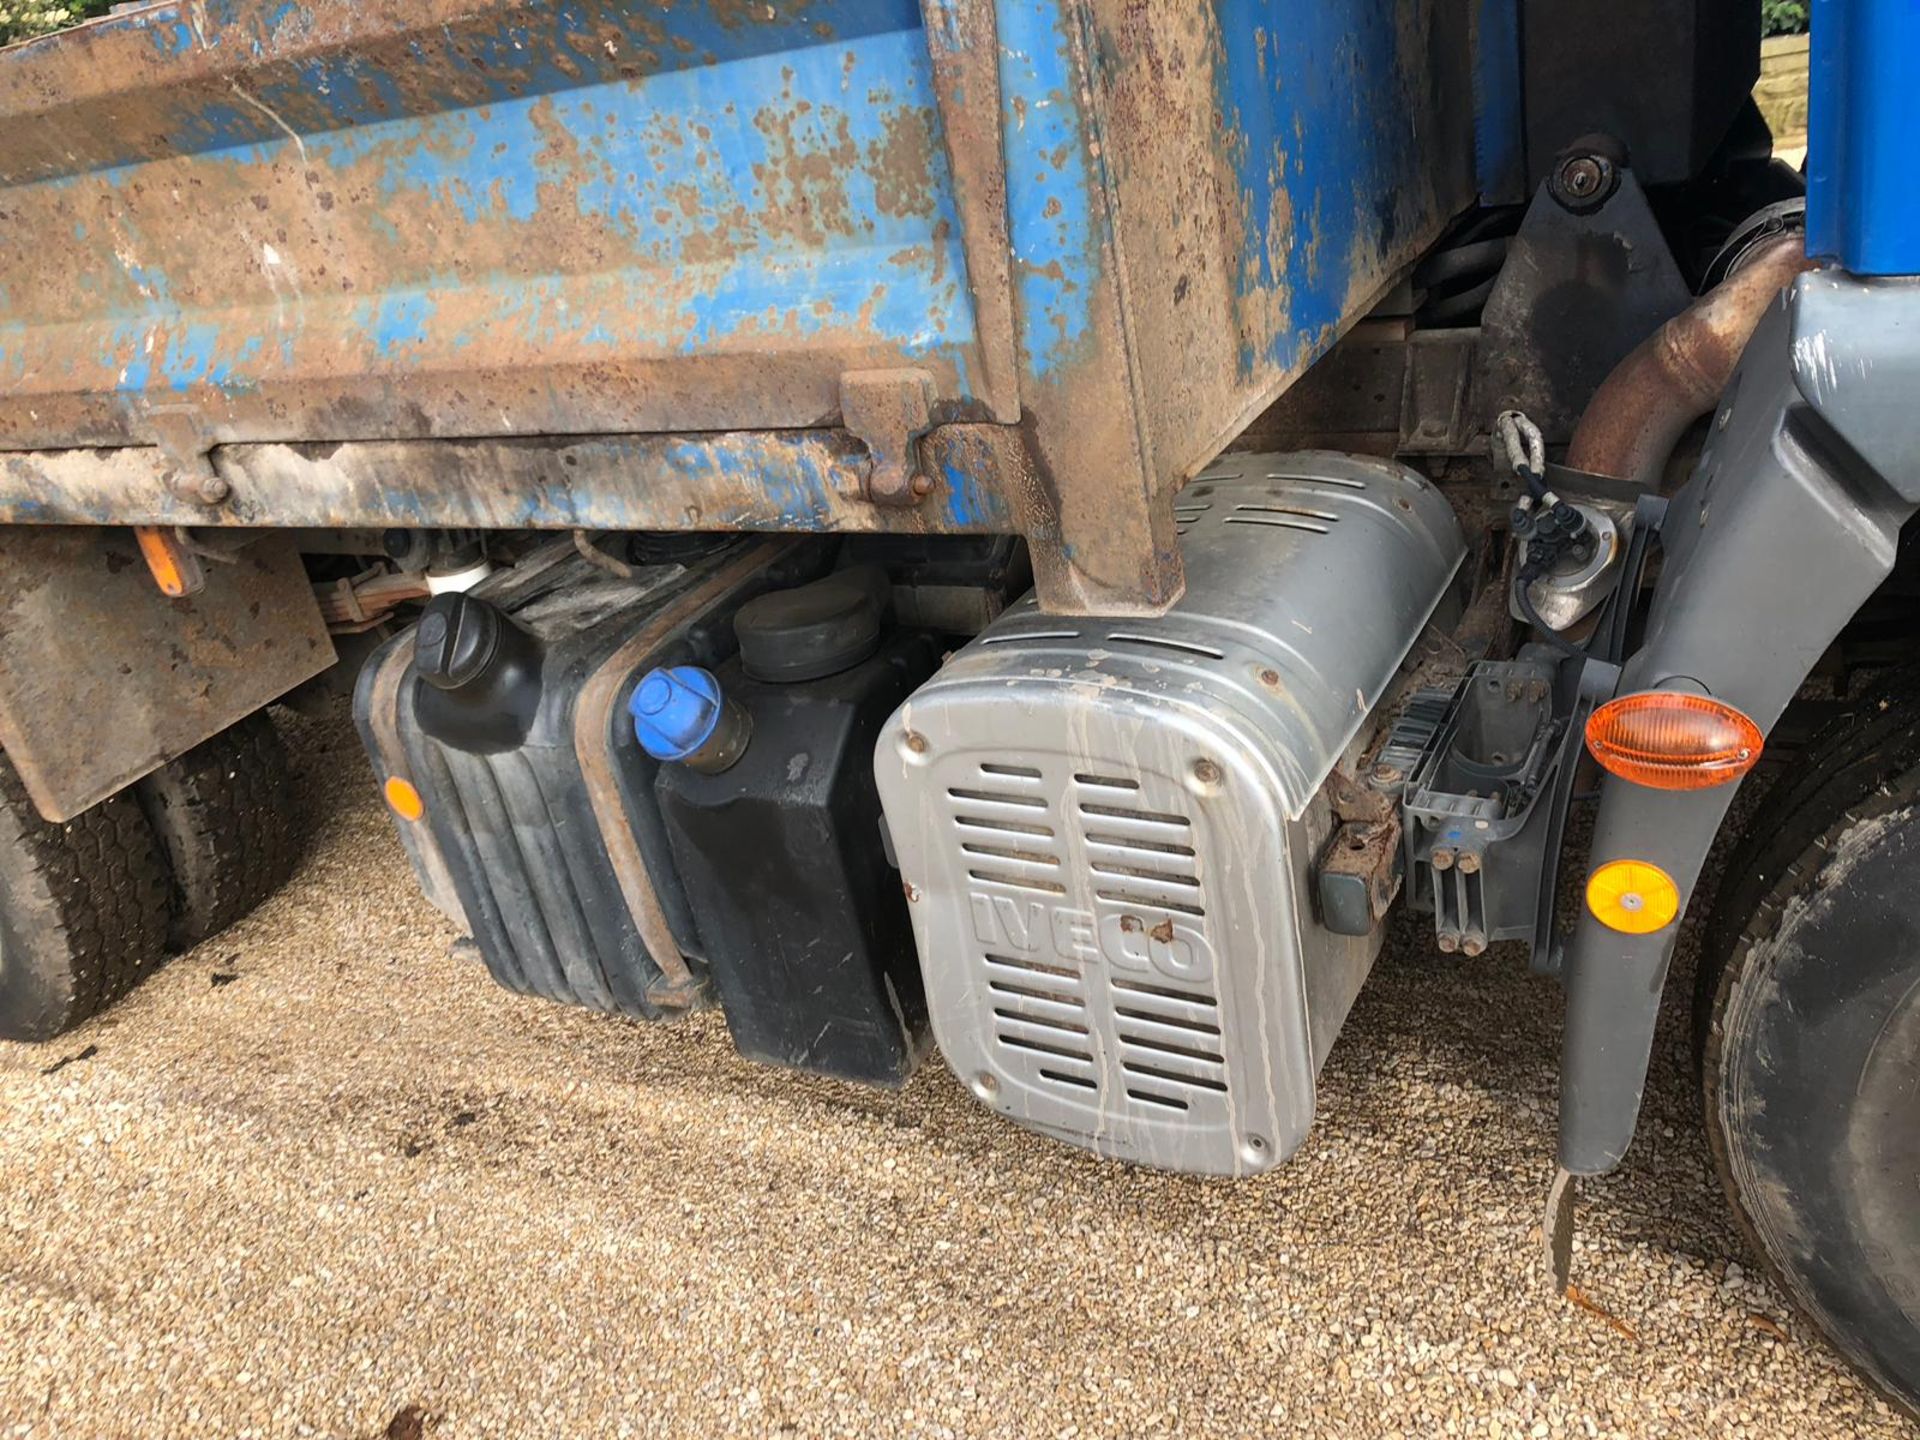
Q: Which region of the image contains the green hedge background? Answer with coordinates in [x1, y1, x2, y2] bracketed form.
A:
[1, 2, 111, 46]
[1762, 1, 1811, 35]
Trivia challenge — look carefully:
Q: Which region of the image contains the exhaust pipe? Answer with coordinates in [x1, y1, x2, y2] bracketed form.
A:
[1565, 231, 1814, 489]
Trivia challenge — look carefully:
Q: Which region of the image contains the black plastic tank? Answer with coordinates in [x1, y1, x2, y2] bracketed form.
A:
[653, 569, 940, 1085]
[354, 536, 831, 1020]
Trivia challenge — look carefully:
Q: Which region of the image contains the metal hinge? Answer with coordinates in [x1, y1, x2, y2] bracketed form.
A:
[141, 404, 230, 507]
[840, 368, 935, 507]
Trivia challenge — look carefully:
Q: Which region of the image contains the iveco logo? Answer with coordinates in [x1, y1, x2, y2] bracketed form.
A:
[968, 892, 1215, 984]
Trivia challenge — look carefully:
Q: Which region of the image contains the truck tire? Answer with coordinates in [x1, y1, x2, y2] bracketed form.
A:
[135, 709, 299, 951]
[1698, 663, 1920, 1417]
[0, 756, 171, 1041]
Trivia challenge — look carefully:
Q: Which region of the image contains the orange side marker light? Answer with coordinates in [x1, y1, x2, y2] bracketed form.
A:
[1585, 691, 1762, 791]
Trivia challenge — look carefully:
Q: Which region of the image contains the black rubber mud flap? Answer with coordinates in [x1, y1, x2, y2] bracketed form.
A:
[1700, 661, 1920, 1418]
[135, 709, 300, 951]
[0, 754, 170, 1041]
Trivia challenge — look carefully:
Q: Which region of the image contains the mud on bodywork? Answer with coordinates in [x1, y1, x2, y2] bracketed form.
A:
[0, 0, 1476, 616]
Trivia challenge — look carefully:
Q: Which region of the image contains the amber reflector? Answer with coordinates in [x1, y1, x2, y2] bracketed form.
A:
[384, 776, 425, 822]
[1586, 859, 1681, 935]
[1584, 691, 1763, 791]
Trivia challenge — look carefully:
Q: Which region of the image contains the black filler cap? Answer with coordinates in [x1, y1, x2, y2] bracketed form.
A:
[414, 592, 505, 691]
[734, 566, 889, 683]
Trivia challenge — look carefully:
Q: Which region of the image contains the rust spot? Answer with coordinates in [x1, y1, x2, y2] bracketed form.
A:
[1119, 915, 1144, 934]
[869, 106, 936, 219]
[1149, 918, 1175, 944]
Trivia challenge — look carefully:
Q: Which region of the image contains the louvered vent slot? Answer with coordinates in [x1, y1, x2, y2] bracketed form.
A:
[952, 763, 1063, 895]
[1232, 502, 1339, 522]
[987, 954, 1098, 1094]
[1111, 975, 1227, 1112]
[1264, 470, 1365, 488]
[1069, 777, 1226, 1114]
[1173, 500, 1208, 537]
[1103, 632, 1226, 660]
[982, 630, 1078, 645]
[1224, 515, 1329, 533]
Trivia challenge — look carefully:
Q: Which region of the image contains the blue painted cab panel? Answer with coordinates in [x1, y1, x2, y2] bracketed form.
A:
[1807, 0, 1920, 276]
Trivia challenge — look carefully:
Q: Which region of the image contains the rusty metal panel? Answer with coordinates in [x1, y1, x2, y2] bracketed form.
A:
[1097, 0, 1478, 470]
[0, 0, 1479, 617]
[0, 425, 1022, 532]
[0, 0, 988, 450]
[994, 0, 1478, 611]
[0, 528, 335, 821]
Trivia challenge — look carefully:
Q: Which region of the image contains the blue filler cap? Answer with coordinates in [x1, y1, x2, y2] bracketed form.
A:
[630, 665, 724, 762]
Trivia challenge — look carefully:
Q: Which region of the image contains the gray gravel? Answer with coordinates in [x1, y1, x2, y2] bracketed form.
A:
[0, 702, 1911, 1439]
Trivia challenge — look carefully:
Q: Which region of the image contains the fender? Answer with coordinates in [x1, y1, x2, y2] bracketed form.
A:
[1558, 270, 1920, 1176]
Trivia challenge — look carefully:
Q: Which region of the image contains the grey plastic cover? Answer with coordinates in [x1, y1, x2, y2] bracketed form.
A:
[874, 453, 1465, 1176]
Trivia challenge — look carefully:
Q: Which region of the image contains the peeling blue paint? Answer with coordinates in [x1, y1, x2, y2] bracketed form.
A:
[149, 14, 199, 59]
[14, 3, 973, 406]
[159, 322, 223, 391]
[996, 0, 1099, 381]
[359, 290, 437, 360]
[1214, 0, 1428, 378]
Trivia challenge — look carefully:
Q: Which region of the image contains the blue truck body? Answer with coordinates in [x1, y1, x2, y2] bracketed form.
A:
[0, 0, 1483, 612]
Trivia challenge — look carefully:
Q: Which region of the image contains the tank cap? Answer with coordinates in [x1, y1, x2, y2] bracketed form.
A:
[630, 665, 726, 762]
[734, 566, 888, 683]
[415, 592, 502, 691]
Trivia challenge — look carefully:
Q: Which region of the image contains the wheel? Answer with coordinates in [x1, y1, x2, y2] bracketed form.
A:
[0, 754, 170, 1041]
[135, 709, 300, 951]
[1699, 661, 1920, 1416]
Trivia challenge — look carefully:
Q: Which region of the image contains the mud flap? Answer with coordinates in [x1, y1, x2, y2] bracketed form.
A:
[0, 528, 333, 822]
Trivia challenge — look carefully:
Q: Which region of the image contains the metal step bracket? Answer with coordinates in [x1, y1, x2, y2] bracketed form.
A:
[1396, 657, 1573, 958]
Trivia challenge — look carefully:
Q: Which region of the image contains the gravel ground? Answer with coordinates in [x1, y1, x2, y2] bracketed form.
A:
[0, 702, 1912, 1440]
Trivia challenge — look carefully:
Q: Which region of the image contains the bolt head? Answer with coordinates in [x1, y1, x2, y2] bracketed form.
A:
[1456, 851, 1482, 875]
[1431, 847, 1456, 871]
[1551, 152, 1617, 212]
[1560, 156, 1603, 196]
[1192, 758, 1223, 786]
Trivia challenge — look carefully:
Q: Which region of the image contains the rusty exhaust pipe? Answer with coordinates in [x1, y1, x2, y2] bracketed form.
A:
[1565, 230, 1814, 489]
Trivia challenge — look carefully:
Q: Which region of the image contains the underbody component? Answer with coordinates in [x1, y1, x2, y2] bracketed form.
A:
[658, 609, 941, 1086]
[1565, 229, 1812, 488]
[874, 453, 1466, 1177]
[1397, 658, 1566, 958]
[0, 528, 334, 823]
[1477, 164, 1691, 445]
[355, 538, 827, 1020]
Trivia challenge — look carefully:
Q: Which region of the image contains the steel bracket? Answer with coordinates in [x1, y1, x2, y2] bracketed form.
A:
[841, 369, 934, 507]
[140, 404, 230, 507]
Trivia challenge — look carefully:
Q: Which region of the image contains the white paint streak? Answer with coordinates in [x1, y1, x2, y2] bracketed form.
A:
[1792, 327, 1839, 400]
[228, 80, 308, 166]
